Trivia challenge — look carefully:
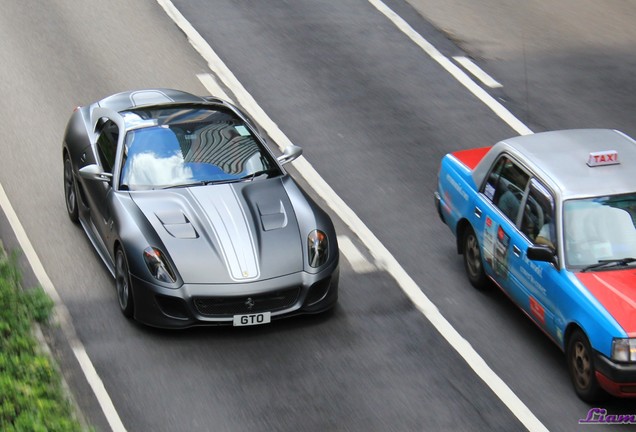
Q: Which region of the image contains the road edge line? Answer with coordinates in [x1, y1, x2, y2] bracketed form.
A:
[0, 183, 127, 432]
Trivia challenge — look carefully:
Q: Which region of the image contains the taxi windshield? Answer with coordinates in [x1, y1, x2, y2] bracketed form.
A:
[564, 193, 636, 268]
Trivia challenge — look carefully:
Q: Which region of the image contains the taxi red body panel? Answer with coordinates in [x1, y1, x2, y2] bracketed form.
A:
[451, 147, 491, 170]
[576, 271, 636, 336]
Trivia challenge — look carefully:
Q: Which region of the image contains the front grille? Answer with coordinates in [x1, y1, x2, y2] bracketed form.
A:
[193, 287, 300, 317]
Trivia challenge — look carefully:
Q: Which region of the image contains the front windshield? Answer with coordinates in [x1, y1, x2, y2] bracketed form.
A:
[119, 106, 280, 190]
[564, 193, 636, 268]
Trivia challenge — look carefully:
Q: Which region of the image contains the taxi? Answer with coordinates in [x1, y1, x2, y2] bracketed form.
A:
[435, 129, 636, 401]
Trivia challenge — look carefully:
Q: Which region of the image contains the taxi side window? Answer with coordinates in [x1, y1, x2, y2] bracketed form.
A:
[521, 179, 556, 248]
[482, 156, 530, 223]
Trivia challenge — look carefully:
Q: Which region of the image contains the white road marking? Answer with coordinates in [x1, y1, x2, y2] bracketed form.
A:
[453, 56, 503, 88]
[0, 184, 127, 432]
[159, 1, 548, 431]
[367, 0, 532, 136]
[337, 235, 377, 273]
[196, 73, 234, 103]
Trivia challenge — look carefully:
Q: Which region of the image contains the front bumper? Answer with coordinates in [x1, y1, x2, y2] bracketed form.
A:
[594, 352, 636, 397]
[128, 259, 339, 329]
[433, 191, 444, 223]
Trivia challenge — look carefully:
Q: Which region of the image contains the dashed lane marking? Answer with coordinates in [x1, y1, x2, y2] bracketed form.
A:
[453, 56, 503, 88]
[368, 0, 531, 136]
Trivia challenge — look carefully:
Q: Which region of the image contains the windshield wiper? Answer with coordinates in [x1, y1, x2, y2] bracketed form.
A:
[238, 169, 279, 182]
[581, 257, 636, 272]
[156, 181, 208, 190]
[156, 171, 279, 189]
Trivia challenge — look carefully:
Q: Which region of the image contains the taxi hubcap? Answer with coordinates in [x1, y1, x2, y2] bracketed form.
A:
[466, 235, 481, 277]
[572, 341, 591, 389]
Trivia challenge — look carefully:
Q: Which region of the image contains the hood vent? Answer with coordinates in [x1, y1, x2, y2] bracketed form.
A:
[155, 210, 198, 239]
[257, 200, 287, 231]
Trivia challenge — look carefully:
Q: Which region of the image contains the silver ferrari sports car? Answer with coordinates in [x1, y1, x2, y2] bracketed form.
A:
[62, 89, 339, 328]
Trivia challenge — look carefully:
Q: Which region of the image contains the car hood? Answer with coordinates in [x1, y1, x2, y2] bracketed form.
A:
[576, 270, 636, 336]
[130, 179, 303, 284]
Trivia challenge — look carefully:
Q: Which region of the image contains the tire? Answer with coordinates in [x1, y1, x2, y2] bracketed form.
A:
[63, 153, 79, 223]
[566, 329, 607, 402]
[115, 247, 134, 318]
[462, 225, 488, 289]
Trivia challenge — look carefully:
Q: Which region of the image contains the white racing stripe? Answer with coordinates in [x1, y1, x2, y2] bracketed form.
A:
[157, 1, 549, 431]
[0, 184, 127, 432]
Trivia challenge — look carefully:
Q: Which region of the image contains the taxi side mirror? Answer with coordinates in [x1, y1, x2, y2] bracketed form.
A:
[527, 245, 557, 265]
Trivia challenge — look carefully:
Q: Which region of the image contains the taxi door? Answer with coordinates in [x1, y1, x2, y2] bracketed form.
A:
[508, 179, 558, 335]
[478, 155, 530, 307]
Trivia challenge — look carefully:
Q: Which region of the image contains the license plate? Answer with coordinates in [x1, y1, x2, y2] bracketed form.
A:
[233, 312, 271, 326]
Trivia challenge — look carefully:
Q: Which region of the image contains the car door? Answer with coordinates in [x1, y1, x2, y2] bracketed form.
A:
[478, 155, 530, 306]
[82, 117, 118, 245]
[513, 179, 559, 335]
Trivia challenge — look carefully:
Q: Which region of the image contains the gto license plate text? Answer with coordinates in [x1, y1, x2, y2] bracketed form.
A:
[233, 312, 271, 326]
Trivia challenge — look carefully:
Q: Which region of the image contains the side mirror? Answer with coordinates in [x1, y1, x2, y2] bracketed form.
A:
[277, 145, 302, 165]
[527, 245, 557, 265]
[79, 164, 113, 182]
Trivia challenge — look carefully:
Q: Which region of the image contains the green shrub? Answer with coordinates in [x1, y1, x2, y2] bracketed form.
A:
[0, 252, 85, 431]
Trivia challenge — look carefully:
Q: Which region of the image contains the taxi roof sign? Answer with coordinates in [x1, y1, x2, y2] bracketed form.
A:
[587, 150, 619, 167]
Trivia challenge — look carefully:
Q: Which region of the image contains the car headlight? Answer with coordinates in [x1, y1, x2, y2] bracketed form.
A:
[143, 247, 176, 283]
[611, 338, 636, 362]
[308, 230, 328, 268]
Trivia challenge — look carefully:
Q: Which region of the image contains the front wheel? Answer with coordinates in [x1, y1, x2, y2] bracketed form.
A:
[462, 226, 488, 289]
[566, 329, 607, 402]
[63, 153, 79, 223]
[115, 248, 134, 318]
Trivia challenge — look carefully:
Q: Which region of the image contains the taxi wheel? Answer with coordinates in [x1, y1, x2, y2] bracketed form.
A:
[462, 226, 488, 290]
[566, 329, 607, 402]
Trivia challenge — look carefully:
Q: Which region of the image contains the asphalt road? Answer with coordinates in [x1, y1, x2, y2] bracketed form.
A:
[0, 0, 635, 431]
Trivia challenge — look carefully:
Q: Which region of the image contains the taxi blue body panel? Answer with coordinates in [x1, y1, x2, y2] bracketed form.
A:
[435, 130, 636, 399]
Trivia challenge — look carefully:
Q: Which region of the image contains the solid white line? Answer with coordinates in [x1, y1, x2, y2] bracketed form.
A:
[337, 235, 377, 273]
[196, 73, 233, 103]
[0, 183, 127, 432]
[158, 1, 548, 431]
[453, 56, 503, 88]
[367, 0, 532, 136]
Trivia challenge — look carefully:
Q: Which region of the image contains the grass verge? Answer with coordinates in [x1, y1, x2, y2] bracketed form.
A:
[0, 249, 86, 431]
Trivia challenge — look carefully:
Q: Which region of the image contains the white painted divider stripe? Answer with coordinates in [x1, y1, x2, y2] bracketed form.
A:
[337, 235, 377, 274]
[0, 183, 127, 432]
[158, 1, 548, 430]
[196, 73, 233, 103]
[453, 56, 503, 88]
[367, 0, 531, 136]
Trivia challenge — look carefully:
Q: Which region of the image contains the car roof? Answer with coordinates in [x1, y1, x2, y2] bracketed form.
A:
[475, 129, 636, 201]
